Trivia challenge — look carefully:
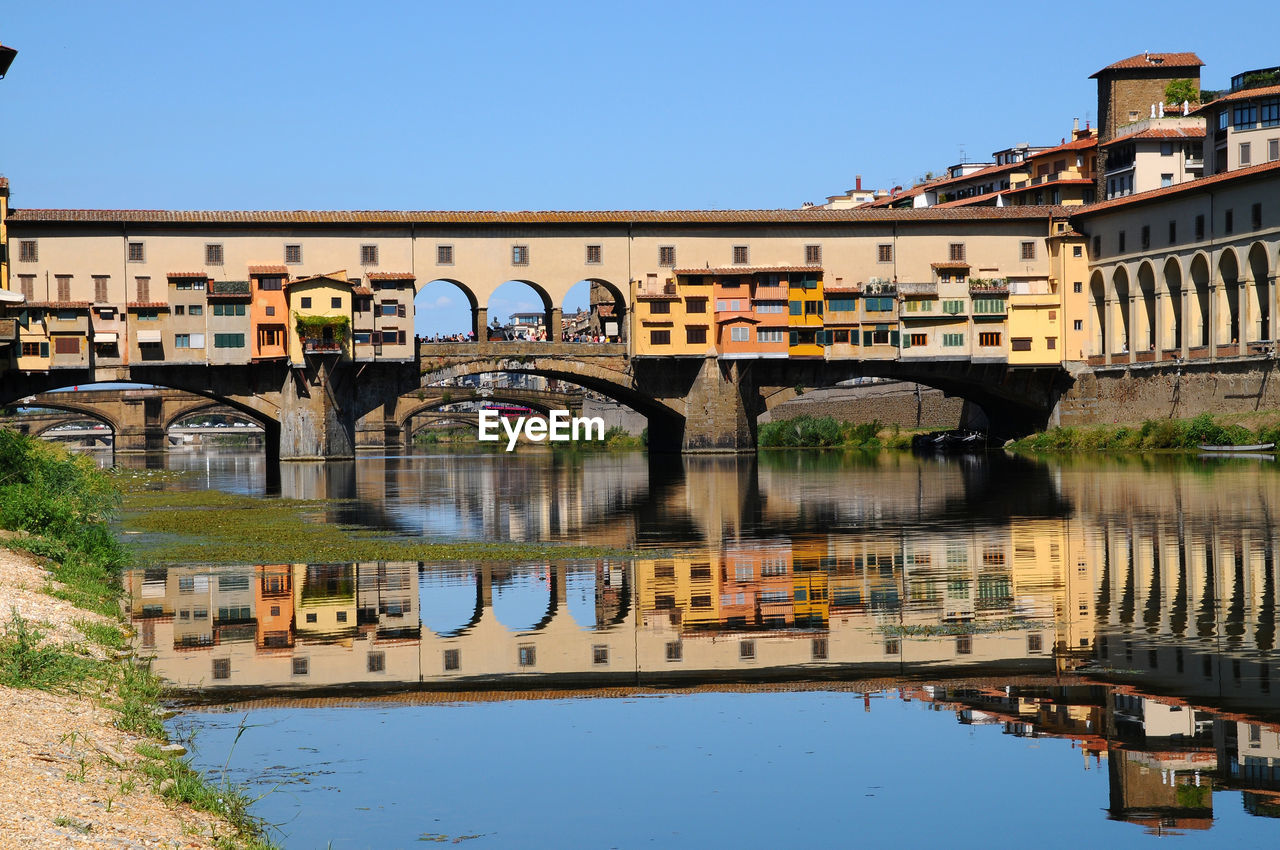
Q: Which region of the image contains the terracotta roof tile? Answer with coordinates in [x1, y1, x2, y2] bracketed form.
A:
[1027, 135, 1097, 157]
[1072, 158, 1280, 216]
[5, 207, 1067, 225]
[931, 261, 970, 269]
[1091, 52, 1203, 78]
[1102, 126, 1206, 145]
[166, 271, 208, 279]
[366, 272, 416, 281]
[127, 301, 169, 309]
[352, 286, 374, 296]
[248, 264, 289, 275]
[933, 194, 1001, 208]
[1193, 83, 1280, 113]
[25, 301, 90, 309]
[674, 265, 821, 276]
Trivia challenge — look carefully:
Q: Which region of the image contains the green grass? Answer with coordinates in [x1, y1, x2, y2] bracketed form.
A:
[0, 611, 103, 692]
[119, 488, 637, 565]
[1010, 413, 1280, 453]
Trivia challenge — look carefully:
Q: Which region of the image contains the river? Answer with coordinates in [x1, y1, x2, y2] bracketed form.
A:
[117, 447, 1280, 847]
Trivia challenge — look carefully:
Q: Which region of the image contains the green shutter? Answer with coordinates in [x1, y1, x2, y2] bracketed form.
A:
[863, 330, 873, 346]
[891, 330, 901, 347]
[902, 333, 911, 348]
[40, 342, 49, 358]
[789, 330, 798, 346]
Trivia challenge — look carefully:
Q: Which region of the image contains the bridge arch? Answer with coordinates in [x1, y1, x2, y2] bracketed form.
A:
[413, 277, 481, 340]
[485, 279, 555, 341]
[14, 398, 123, 439]
[1161, 255, 1183, 351]
[1219, 246, 1242, 347]
[1246, 241, 1272, 343]
[1136, 260, 1157, 353]
[1089, 270, 1107, 357]
[1111, 265, 1132, 354]
[561, 277, 628, 343]
[163, 399, 269, 433]
[1189, 252, 1211, 348]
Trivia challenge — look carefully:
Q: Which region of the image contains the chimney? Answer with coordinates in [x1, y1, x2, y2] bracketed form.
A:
[1073, 117, 1079, 133]
[856, 174, 863, 191]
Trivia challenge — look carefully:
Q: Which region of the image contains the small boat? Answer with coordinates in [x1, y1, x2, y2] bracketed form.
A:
[1197, 442, 1275, 452]
[1198, 452, 1275, 461]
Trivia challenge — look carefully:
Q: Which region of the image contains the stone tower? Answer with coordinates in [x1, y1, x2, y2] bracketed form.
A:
[1092, 52, 1203, 196]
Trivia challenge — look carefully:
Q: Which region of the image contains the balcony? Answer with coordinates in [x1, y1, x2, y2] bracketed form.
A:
[636, 280, 679, 300]
[209, 280, 250, 296]
[897, 282, 938, 297]
[968, 279, 1009, 295]
[302, 339, 344, 354]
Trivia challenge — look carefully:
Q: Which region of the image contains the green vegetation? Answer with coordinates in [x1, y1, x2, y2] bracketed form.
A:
[1240, 70, 1280, 91]
[551, 425, 645, 452]
[1009, 414, 1280, 453]
[118, 486, 638, 565]
[759, 416, 914, 450]
[1165, 78, 1200, 104]
[293, 313, 350, 344]
[0, 612, 100, 691]
[0, 429, 275, 849]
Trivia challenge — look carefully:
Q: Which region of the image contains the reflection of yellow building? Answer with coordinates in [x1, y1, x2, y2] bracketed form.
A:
[294, 563, 358, 644]
[636, 553, 720, 629]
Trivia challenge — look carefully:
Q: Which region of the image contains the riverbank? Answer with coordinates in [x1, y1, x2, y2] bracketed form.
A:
[1008, 412, 1280, 453]
[0, 431, 273, 848]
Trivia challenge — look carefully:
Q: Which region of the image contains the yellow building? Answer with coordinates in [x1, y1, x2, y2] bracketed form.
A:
[631, 273, 707, 357]
[787, 271, 825, 357]
[286, 272, 354, 365]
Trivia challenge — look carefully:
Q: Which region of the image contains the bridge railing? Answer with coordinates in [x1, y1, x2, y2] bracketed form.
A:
[419, 341, 627, 359]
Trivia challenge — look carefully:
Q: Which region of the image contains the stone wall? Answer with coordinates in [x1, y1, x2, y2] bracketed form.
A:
[584, 396, 648, 435]
[760, 382, 979, 430]
[1054, 359, 1280, 426]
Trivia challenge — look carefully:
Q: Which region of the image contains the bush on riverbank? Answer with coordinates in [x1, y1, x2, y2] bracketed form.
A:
[759, 416, 912, 450]
[1011, 413, 1280, 452]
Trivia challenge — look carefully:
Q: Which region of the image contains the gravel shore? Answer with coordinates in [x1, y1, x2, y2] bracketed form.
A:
[0, 541, 226, 848]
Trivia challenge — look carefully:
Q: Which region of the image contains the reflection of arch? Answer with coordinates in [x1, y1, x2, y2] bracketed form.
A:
[1247, 242, 1272, 343]
[491, 566, 559, 633]
[1137, 261, 1157, 353]
[1162, 256, 1183, 351]
[1189, 252, 1211, 348]
[1089, 270, 1107, 357]
[419, 569, 485, 637]
[1219, 247, 1241, 348]
[414, 277, 481, 339]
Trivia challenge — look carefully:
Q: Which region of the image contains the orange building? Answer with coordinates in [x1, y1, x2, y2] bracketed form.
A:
[249, 265, 288, 360]
[256, 565, 294, 652]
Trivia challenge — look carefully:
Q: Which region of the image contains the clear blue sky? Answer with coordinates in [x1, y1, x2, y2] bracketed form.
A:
[4, 0, 1277, 333]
